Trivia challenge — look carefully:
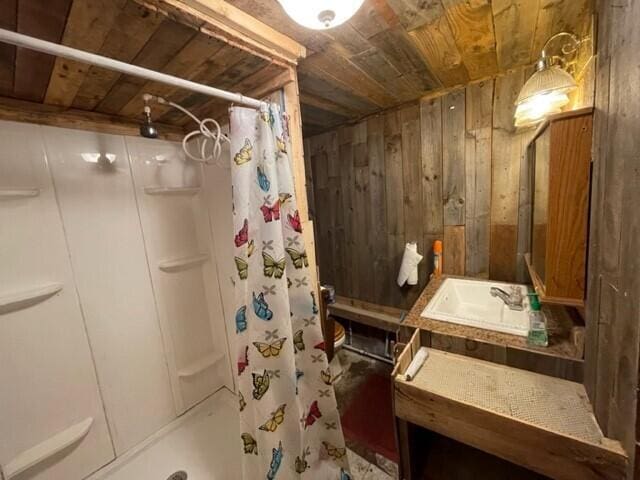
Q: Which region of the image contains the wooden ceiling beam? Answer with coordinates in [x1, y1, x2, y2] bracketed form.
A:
[0, 95, 185, 140]
[135, 0, 305, 66]
[44, 0, 127, 107]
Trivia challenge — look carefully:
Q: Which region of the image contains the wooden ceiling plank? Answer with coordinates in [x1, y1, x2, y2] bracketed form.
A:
[72, 1, 166, 111]
[530, 0, 591, 64]
[301, 44, 400, 108]
[350, 47, 420, 102]
[175, 62, 284, 126]
[386, 0, 444, 31]
[94, 19, 197, 114]
[301, 103, 350, 130]
[323, 23, 371, 57]
[297, 65, 383, 116]
[190, 66, 296, 124]
[441, 0, 499, 80]
[300, 92, 361, 119]
[298, 72, 379, 116]
[401, 6, 469, 87]
[0, 0, 17, 97]
[141, 42, 242, 121]
[492, 0, 540, 70]
[14, 0, 73, 103]
[371, 26, 445, 90]
[159, 52, 268, 124]
[44, 0, 127, 107]
[117, 33, 226, 118]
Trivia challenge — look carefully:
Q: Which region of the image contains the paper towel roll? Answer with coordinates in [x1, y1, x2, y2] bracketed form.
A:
[397, 242, 423, 287]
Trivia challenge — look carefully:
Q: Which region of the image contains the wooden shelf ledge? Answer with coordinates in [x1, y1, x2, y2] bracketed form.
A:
[394, 345, 627, 480]
[328, 296, 405, 333]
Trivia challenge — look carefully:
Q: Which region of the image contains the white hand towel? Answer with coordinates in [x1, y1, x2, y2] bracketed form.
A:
[397, 242, 423, 287]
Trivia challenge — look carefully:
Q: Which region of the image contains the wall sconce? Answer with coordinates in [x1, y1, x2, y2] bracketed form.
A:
[514, 32, 582, 128]
[276, 0, 365, 30]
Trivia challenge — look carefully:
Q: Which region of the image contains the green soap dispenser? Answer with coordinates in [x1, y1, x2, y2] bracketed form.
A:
[527, 293, 548, 347]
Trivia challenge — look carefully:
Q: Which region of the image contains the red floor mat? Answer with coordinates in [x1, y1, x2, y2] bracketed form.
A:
[340, 373, 399, 462]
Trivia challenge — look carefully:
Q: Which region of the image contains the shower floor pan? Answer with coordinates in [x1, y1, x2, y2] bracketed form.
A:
[88, 388, 240, 480]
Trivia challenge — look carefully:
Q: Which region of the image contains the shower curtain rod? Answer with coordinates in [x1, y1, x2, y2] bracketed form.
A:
[0, 28, 267, 110]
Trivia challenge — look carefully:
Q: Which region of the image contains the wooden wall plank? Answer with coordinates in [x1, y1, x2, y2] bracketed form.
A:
[14, 0, 72, 102]
[0, 0, 17, 97]
[443, 225, 465, 275]
[420, 96, 443, 236]
[490, 68, 526, 281]
[338, 126, 355, 300]
[44, 0, 127, 107]
[585, 0, 640, 470]
[400, 104, 423, 305]
[442, 88, 466, 226]
[367, 115, 390, 304]
[384, 109, 406, 307]
[353, 122, 372, 302]
[465, 80, 493, 277]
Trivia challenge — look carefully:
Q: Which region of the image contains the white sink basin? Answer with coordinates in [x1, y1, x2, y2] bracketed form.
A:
[421, 278, 530, 337]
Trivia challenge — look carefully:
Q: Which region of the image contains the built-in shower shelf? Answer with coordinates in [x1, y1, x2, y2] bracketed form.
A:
[0, 283, 63, 314]
[0, 188, 40, 199]
[158, 254, 209, 273]
[2, 417, 93, 479]
[178, 352, 224, 378]
[144, 186, 200, 196]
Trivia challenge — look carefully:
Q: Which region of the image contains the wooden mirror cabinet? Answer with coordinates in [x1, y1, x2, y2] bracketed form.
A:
[525, 108, 593, 307]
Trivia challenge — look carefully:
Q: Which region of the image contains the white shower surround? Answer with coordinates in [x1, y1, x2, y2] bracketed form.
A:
[0, 120, 237, 479]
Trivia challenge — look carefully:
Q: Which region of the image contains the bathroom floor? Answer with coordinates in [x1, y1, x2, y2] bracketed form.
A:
[334, 348, 397, 480]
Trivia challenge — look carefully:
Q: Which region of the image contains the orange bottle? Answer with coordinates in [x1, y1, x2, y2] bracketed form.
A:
[433, 240, 443, 277]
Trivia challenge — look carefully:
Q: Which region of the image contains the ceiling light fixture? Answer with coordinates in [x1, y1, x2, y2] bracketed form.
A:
[276, 0, 365, 30]
[514, 32, 581, 128]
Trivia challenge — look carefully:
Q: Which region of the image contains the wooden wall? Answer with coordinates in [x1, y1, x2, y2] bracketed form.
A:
[305, 57, 595, 311]
[585, 0, 640, 474]
[304, 67, 517, 309]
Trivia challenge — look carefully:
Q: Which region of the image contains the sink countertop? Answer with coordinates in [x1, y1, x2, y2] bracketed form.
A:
[404, 275, 583, 361]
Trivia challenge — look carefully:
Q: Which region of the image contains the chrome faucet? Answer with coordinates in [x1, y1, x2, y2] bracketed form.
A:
[490, 286, 525, 311]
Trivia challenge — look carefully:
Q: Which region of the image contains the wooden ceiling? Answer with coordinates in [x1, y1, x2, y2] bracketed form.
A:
[0, 0, 292, 134]
[0, 0, 592, 138]
[226, 0, 593, 136]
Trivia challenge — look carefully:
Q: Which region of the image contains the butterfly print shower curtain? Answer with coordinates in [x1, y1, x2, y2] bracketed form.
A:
[230, 104, 350, 479]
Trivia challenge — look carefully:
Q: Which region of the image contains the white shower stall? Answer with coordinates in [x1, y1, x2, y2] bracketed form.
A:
[0, 119, 241, 479]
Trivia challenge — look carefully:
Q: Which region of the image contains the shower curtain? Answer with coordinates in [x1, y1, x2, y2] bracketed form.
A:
[230, 104, 350, 480]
